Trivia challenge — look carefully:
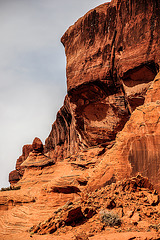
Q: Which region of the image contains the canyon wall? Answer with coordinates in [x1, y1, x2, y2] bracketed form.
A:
[9, 0, 160, 190]
[46, 0, 160, 157]
[3, 1, 160, 239]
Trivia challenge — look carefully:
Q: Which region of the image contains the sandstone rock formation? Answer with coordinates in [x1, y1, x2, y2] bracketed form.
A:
[9, 144, 33, 185]
[9, 170, 20, 186]
[44, 0, 160, 193]
[45, 0, 160, 161]
[1, 0, 160, 239]
[86, 73, 160, 193]
[32, 137, 44, 153]
[21, 137, 55, 168]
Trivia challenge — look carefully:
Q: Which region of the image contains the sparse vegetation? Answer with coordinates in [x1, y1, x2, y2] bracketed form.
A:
[149, 223, 160, 232]
[99, 210, 121, 227]
[0, 186, 21, 191]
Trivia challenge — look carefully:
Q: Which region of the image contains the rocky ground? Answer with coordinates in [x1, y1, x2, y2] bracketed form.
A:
[1, 171, 160, 239]
[29, 175, 160, 239]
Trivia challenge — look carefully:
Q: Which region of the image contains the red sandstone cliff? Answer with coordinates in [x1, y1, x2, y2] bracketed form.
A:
[45, 0, 160, 156]
[1, 0, 160, 239]
[45, 0, 160, 190]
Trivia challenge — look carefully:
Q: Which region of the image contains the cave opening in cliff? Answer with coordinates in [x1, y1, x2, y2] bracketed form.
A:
[122, 61, 159, 111]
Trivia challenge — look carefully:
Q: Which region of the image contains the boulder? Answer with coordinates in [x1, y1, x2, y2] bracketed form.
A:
[9, 170, 20, 186]
[32, 137, 43, 153]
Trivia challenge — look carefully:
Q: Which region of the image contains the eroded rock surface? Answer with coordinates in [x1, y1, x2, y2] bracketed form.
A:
[21, 137, 55, 168]
[32, 137, 43, 153]
[2, 0, 160, 239]
[45, 0, 160, 161]
[30, 175, 160, 238]
[9, 170, 21, 186]
[9, 144, 33, 185]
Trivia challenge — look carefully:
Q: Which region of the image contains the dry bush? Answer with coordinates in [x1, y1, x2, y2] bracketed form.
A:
[0, 186, 21, 191]
[99, 209, 121, 227]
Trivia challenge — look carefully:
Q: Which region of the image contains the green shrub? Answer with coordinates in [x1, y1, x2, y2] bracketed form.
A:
[99, 210, 121, 227]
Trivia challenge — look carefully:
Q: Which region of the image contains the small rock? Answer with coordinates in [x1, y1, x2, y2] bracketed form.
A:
[9, 170, 20, 185]
[142, 208, 154, 217]
[113, 207, 124, 218]
[63, 206, 84, 224]
[126, 210, 134, 218]
[48, 223, 57, 234]
[83, 207, 95, 218]
[32, 137, 43, 153]
[131, 212, 140, 224]
[147, 194, 159, 206]
[106, 199, 116, 209]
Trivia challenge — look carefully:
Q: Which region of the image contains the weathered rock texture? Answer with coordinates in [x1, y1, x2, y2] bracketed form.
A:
[29, 175, 160, 236]
[9, 170, 21, 185]
[9, 144, 33, 185]
[2, 0, 160, 239]
[32, 137, 43, 153]
[62, 0, 160, 91]
[44, 0, 160, 192]
[21, 137, 55, 168]
[45, 0, 160, 160]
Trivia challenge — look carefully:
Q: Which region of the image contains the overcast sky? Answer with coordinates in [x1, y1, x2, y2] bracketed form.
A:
[0, 0, 110, 188]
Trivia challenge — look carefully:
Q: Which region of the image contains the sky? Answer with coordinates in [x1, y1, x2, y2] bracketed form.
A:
[0, 0, 110, 189]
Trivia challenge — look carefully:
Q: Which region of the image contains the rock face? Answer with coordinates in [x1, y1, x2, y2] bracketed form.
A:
[44, 0, 160, 192]
[62, 0, 160, 91]
[3, 0, 160, 239]
[20, 137, 55, 168]
[87, 75, 160, 192]
[9, 144, 33, 185]
[45, 0, 160, 160]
